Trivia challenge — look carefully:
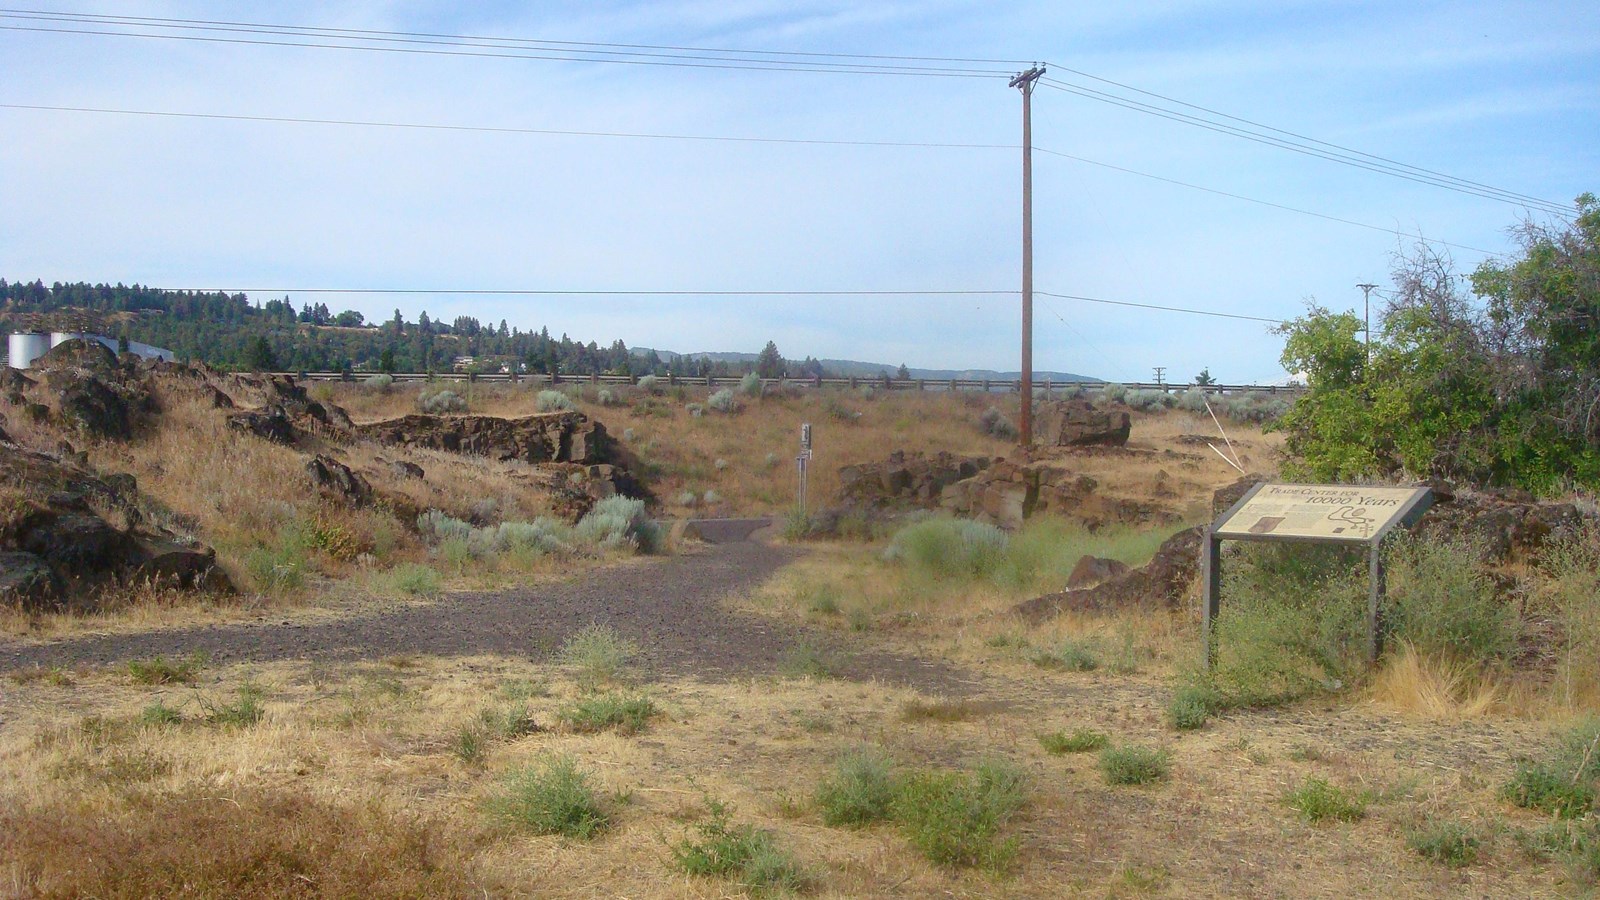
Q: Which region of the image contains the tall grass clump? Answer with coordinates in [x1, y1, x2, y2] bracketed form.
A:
[891, 760, 1026, 870]
[883, 518, 1008, 580]
[487, 755, 609, 839]
[1407, 820, 1480, 867]
[1284, 777, 1369, 823]
[388, 563, 441, 597]
[740, 371, 762, 397]
[707, 387, 739, 413]
[558, 623, 639, 690]
[536, 390, 575, 412]
[816, 749, 899, 827]
[1385, 537, 1518, 664]
[574, 496, 663, 553]
[1535, 530, 1600, 708]
[417, 388, 467, 414]
[1099, 744, 1170, 785]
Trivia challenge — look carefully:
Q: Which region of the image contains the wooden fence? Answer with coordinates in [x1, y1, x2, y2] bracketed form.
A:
[273, 371, 1302, 395]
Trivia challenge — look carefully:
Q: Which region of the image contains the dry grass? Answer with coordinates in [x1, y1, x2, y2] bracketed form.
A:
[1368, 643, 1505, 720]
[0, 644, 1573, 898]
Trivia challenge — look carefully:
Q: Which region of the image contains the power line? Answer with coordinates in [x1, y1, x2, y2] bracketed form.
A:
[1036, 291, 1284, 324]
[0, 102, 1504, 256]
[193, 288, 1023, 297]
[0, 103, 1011, 151]
[0, 15, 1009, 78]
[0, 7, 1036, 66]
[1042, 61, 1566, 214]
[1038, 77, 1571, 217]
[1033, 146, 1505, 257]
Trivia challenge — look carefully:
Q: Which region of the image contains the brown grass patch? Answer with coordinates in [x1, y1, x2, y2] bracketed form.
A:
[0, 788, 501, 898]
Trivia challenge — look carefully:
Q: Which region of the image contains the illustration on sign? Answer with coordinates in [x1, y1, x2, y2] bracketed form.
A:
[1215, 484, 1425, 542]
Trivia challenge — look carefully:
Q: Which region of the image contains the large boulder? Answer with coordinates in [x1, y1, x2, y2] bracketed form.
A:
[1037, 399, 1131, 447]
[834, 451, 992, 511]
[0, 551, 61, 607]
[227, 407, 300, 444]
[306, 454, 372, 506]
[939, 455, 1172, 531]
[31, 339, 150, 442]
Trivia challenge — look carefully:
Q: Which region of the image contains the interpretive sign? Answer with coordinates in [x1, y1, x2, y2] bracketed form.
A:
[1214, 484, 1430, 543]
[1201, 482, 1434, 668]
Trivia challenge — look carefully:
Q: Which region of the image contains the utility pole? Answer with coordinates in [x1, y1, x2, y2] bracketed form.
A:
[1356, 283, 1378, 367]
[1009, 64, 1045, 447]
[1153, 366, 1166, 387]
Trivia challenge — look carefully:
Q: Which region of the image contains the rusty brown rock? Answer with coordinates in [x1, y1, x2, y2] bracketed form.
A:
[1016, 526, 1203, 621]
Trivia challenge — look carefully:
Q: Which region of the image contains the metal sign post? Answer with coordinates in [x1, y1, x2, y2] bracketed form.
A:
[796, 423, 813, 517]
[1202, 483, 1436, 669]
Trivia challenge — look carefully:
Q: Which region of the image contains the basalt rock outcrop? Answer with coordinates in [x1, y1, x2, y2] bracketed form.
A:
[30, 339, 154, 441]
[1016, 525, 1204, 621]
[835, 451, 992, 511]
[1037, 399, 1131, 448]
[0, 448, 231, 609]
[354, 411, 615, 466]
[939, 454, 1177, 532]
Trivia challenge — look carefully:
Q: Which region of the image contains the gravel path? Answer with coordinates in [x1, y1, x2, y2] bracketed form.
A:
[0, 528, 976, 694]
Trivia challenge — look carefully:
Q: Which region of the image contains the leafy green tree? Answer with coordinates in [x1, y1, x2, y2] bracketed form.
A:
[1194, 368, 1214, 385]
[897, 363, 911, 380]
[379, 345, 396, 374]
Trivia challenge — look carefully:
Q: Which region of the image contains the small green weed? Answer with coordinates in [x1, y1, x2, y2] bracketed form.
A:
[670, 798, 808, 893]
[1099, 744, 1171, 786]
[900, 698, 983, 723]
[778, 641, 839, 679]
[559, 693, 656, 735]
[203, 682, 266, 727]
[816, 749, 898, 827]
[127, 653, 206, 686]
[487, 755, 609, 839]
[138, 701, 184, 727]
[1502, 762, 1596, 819]
[1029, 637, 1099, 672]
[1285, 777, 1369, 823]
[1039, 728, 1108, 754]
[1167, 683, 1215, 731]
[1406, 820, 1479, 867]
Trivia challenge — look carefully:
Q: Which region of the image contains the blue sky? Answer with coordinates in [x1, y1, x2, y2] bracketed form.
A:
[2, 1, 1595, 382]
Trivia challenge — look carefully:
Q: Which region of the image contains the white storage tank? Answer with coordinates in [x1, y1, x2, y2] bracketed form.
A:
[8, 332, 51, 369]
[50, 331, 93, 348]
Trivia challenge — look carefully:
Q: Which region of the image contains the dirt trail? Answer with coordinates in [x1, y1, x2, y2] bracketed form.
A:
[0, 534, 977, 694]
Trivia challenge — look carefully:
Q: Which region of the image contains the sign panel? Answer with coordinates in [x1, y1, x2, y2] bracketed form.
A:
[1214, 483, 1429, 543]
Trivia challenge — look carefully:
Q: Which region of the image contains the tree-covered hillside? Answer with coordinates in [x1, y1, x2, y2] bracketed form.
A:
[0, 281, 745, 376]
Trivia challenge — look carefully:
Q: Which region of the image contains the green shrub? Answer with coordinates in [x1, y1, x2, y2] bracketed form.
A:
[891, 760, 1025, 870]
[1520, 818, 1600, 886]
[1407, 820, 1479, 867]
[1167, 683, 1216, 730]
[417, 389, 467, 414]
[389, 563, 441, 597]
[559, 693, 656, 735]
[1029, 637, 1099, 672]
[575, 496, 662, 553]
[707, 388, 739, 413]
[739, 371, 762, 397]
[1099, 744, 1170, 785]
[978, 407, 1017, 440]
[1284, 777, 1368, 823]
[536, 390, 575, 412]
[883, 518, 1008, 580]
[1503, 762, 1596, 818]
[778, 641, 839, 679]
[816, 749, 898, 827]
[127, 653, 206, 686]
[1205, 543, 1369, 710]
[1386, 537, 1518, 663]
[243, 539, 308, 594]
[416, 510, 473, 543]
[669, 798, 807, 892]
[558, 624, 638, 690]
[487, 755, 609, 839]
[636, 374, 662, 395]
[1099, 382, 1127, 403]
[1039, 728, 1108, 754]
[364, 372, 393, 391]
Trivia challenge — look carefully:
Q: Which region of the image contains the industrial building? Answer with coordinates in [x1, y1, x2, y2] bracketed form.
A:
[5, 332, 174, 369]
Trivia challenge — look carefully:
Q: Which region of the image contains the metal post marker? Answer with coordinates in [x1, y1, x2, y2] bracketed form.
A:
[796, 423, 813, 517]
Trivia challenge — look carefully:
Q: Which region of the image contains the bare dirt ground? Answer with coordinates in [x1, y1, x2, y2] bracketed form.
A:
[0, 526, 973, 695]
